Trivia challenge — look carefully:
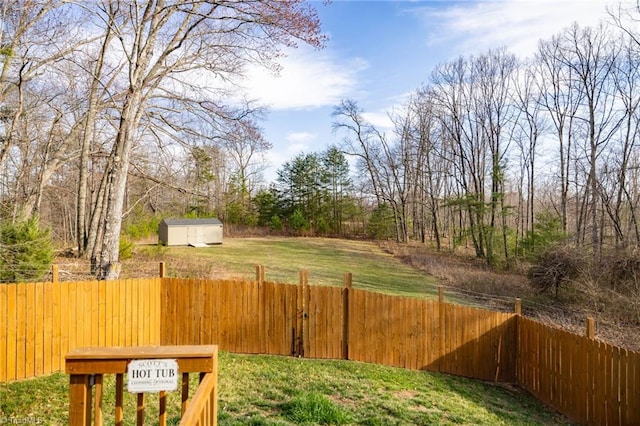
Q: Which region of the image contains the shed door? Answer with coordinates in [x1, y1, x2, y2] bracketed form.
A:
[187, 226, 204, 243]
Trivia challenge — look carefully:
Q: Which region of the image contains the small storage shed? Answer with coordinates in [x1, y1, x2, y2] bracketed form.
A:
[159, 218, 223, 246]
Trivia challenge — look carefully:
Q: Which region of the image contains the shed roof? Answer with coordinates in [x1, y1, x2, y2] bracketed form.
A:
[161, 218, 222, 226]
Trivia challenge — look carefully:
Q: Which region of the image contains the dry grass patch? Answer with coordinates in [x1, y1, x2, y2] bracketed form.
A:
[379, 241, 640, 351]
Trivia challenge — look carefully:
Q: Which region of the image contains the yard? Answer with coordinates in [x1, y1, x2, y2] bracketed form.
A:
[0, 237, 584, 424]
[1, 352, 569, 425]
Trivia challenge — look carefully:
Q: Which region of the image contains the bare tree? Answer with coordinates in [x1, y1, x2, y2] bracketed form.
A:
[535, 33, 583, 237]
[512, 63, 547, 250]
[408, 88, 448, 249]
[554, 24, 621, 253]
[0, 1, 94, 221]
[600, 33, 640, 246]
[332, 99, 385, 207]
[472, 48, 518, 264]
[82, 0, 323, 279]
[431, 56, 489, 257]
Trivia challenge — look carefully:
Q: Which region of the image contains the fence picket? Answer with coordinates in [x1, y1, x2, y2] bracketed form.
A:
[98, 281, 106, 347]
[41, 282, 52, 375]
[632, 350, 640, 424]
[0, 284, 6, 382]
[16, 283, 27, 379]
[34, 282, 44, 377]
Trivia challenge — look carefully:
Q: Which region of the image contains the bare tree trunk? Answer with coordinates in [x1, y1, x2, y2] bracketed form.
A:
[78, 12, 115, 257]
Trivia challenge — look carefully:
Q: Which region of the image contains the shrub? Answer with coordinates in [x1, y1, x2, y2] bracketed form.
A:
[597, 250, 640, 294]
[119, 235, 135, 261]
[122, 215, 161, 240]
[527, 245, 583, 296]
[270, 214, 283, 231]
[289, 208, 309, 234]
[316, 217, 330, 235]
[367, 203, 395, 240]
[280, 392, 350, 425]
[0, 217, 54, 283]
[138, 243, 169, 260]
[518, 212, 566, 260]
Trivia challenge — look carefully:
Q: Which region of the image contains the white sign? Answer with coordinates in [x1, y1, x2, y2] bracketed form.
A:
[127, 359, 178, 393]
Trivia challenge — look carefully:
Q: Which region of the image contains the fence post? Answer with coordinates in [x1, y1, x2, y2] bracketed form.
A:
[296, 270, 308, 357]
[514, 298, 522, 384]
[51, 264, 59, 283]
[159, 262, 166, 278]
[258, 265, 266, 353]
[255, 265, 265, 284]
[343, 273, 352, 360]
[586, 317, 596, 339]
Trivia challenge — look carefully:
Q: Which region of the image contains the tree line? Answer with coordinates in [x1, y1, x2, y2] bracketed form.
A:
[330, 6, 640, 267]
[0, 0, 322, 279]
[4, 1, 640, 281]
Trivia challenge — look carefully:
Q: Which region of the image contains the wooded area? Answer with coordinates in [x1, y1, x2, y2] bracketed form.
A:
[4, 1, 640, 281]
[331, 12, 640, 263]
[0, 0, 322, 278]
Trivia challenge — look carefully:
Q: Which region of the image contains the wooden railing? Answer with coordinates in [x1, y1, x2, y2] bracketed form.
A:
[178, 371, 218, 426]
[65, 345, 217, 426]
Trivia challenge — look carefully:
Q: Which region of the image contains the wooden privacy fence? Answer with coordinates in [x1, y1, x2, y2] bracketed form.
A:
[160, 273, 516, 382]
[0, 278, 162, 382]
[1, 266, 639, 425]
[517, 317, 640, 425]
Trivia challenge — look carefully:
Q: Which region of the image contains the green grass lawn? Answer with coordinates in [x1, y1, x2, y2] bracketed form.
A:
[0, 352, 569, 425]
[159, 237, 442, 299]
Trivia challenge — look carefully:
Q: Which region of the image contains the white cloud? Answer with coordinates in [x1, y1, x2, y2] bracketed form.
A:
[362, 111, 395, 132]
[283, 131, 317, 155]
[242, 46, 368, 110]
[420, 0, 624, 59]
[263, 131, 319, 179]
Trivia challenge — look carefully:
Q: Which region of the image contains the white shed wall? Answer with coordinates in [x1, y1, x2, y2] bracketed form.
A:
[159, 220, 223, 246]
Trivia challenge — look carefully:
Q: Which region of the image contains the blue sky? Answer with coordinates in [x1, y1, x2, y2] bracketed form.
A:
[242, 0, 626, 183]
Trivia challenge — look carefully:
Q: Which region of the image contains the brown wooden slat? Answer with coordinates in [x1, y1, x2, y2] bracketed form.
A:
[52, 281, 62, 372]
[86, 281, 96, 347]
[138, 279, 146, 346]
[621, 348, 630, 425]
[115, 373, 124, 425]
[98, 281, 106, 347]
[16, 283, 27, 379]
[159, 390, 167, 426]
[34, 282, 44, 377]
[626, 348, 634, 424]
[133, 279, 142, 346]
[25, 283, 35, 378]
[116, 280, 125, 347]
[0, 284, 7, 382]
[136, 393, 145, 426]
[68, 374, 92, 426]
[94, 373, 104, 426]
